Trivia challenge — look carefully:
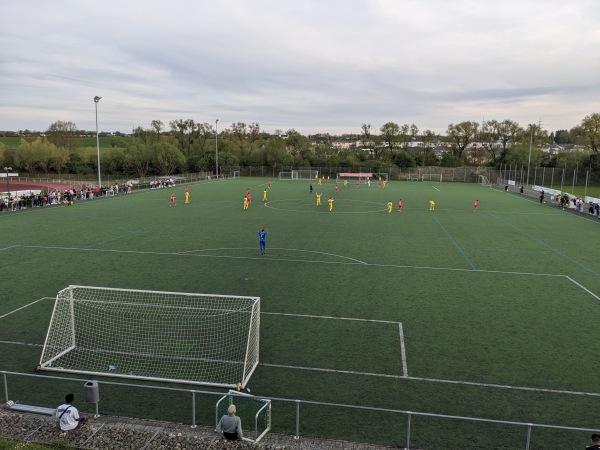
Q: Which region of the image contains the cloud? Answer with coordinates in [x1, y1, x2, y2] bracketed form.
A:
[0, 0, 598, 134]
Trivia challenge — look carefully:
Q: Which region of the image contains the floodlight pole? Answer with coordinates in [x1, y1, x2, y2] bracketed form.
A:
[215, 119, 219, 179]
[3, 166, 11, 197]
[526, 125, 533, 188]
[94, 96, 102, 188]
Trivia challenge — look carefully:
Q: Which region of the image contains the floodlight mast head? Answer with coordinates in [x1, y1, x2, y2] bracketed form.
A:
[94, 96, 101, 103]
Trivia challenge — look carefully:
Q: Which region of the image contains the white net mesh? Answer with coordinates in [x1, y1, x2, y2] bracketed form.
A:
[39, 286, 260, 388]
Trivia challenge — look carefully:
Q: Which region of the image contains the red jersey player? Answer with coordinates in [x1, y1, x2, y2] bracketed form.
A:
[398, 199, 403, 212]
[169, 193, 176, 206]
[335, 185, 339, 194]
[473, 199, 479, 212]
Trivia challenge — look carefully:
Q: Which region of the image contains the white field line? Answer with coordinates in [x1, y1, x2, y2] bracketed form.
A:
[262, 311, 399, 324]
[261, 363, 401, 379]
[399, 322, 408, 378]
[565, 276, 600, 301]
[432, 186, 440, 191]
[264, 312, 407, 379]
[0, 297, 52, 320]
[0, 340, 43, 347]
[260, 363, 600, 397]
[13, 245, 570, 278]
[0, 245, 18, 251]
[178, 247, 368, 265]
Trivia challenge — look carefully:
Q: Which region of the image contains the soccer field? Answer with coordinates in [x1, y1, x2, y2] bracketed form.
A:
[1, 178, 599, 449]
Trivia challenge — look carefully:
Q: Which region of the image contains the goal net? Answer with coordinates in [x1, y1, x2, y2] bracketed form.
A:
[479, 175, 493, 187]
[38, 286, 260, 388]
[278, 171, 299, 180]
[336, 172, 374, 183]
[292, 169, 318, 180]
[372, 172, 389, 182]
[216, 390, 271, 443]
[229, 171, 240, 179]
[421, 173, 442, 182]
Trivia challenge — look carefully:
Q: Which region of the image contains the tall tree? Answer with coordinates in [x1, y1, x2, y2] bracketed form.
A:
[125, 143, 152, 177]
[380, 122, 400, 155]
[360, 123, 375, 158]
[399, 123, 419, 151]
[417, 129, 438, 167]
[46, 120, 79, 152]
[15, 138, 40, 174]
[446, 121, 479, 159]
[169, 119, 200, 157]
[248, 122, 261, 143]
[572, 113, 600, 153]
[151, 142, 186, 175]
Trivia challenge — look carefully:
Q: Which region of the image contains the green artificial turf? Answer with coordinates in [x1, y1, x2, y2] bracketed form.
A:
[1, 178, 599, 449]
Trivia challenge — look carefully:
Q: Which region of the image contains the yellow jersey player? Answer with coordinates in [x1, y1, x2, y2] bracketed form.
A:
[263, 189, 267, 202]
[328, 197, 334, 212]
[185, 187, 190, 204]
[343, 179, 348, 188]
[387, 201, 393, 214]
[429, 200, 435, 211]
[243, 197, 249, 210]
[383, 180, 387, 188]
[316, 192, 322, 206]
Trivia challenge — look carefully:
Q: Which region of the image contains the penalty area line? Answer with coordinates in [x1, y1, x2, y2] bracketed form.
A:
[260, 363, 600, 397]
[0, 297, 53, 320]
[565, 276, 600, 301]
[399, 322, 408, 378]
[0, 340, 43, 347]
[262, 311, 400, 325]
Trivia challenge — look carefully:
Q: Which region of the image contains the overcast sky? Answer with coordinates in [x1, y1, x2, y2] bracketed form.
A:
[1, 0, 598, 135]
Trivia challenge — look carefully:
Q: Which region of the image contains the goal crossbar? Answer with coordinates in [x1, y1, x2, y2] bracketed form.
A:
[39, 285, 260, 388]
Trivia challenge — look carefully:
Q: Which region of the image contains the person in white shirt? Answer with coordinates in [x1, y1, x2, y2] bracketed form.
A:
[56, 393, 86, 431]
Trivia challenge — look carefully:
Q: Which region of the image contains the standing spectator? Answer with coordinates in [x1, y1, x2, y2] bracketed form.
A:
[56, 393, 86, 431]
[215, 404, 243, 440]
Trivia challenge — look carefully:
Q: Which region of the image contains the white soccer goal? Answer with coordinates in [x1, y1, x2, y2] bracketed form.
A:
[39, 286, 260, 388]
[291, 169, 318, 180]
[479, 175, 493, 187]
[229, 171, 240, 179]
[372, 172, 389, 182]
[278, 171, 299, 180]
[216, 390, 271, 443]
[421, 173, 442, 182]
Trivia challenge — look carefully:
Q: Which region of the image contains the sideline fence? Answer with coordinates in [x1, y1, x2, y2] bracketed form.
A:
[1, 371, 597, 449]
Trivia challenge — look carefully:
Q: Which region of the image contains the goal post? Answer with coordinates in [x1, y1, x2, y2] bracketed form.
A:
[372, 172, 389, 182]
[278, 171, 299, 180]
[335, 172, 374, 183]
[39, 286, 260, 388]
[216, 390, 271, 443]
[229, 171, 240, 179]
[291, 169, 318, 180]
[421, 173, 442, 182]
[479, 175, 493, 187]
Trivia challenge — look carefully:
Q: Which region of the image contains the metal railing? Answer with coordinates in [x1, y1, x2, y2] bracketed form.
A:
[2, 370, 598, 449]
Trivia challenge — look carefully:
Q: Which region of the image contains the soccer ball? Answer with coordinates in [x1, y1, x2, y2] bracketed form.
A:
[236, 382, 242, 391]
